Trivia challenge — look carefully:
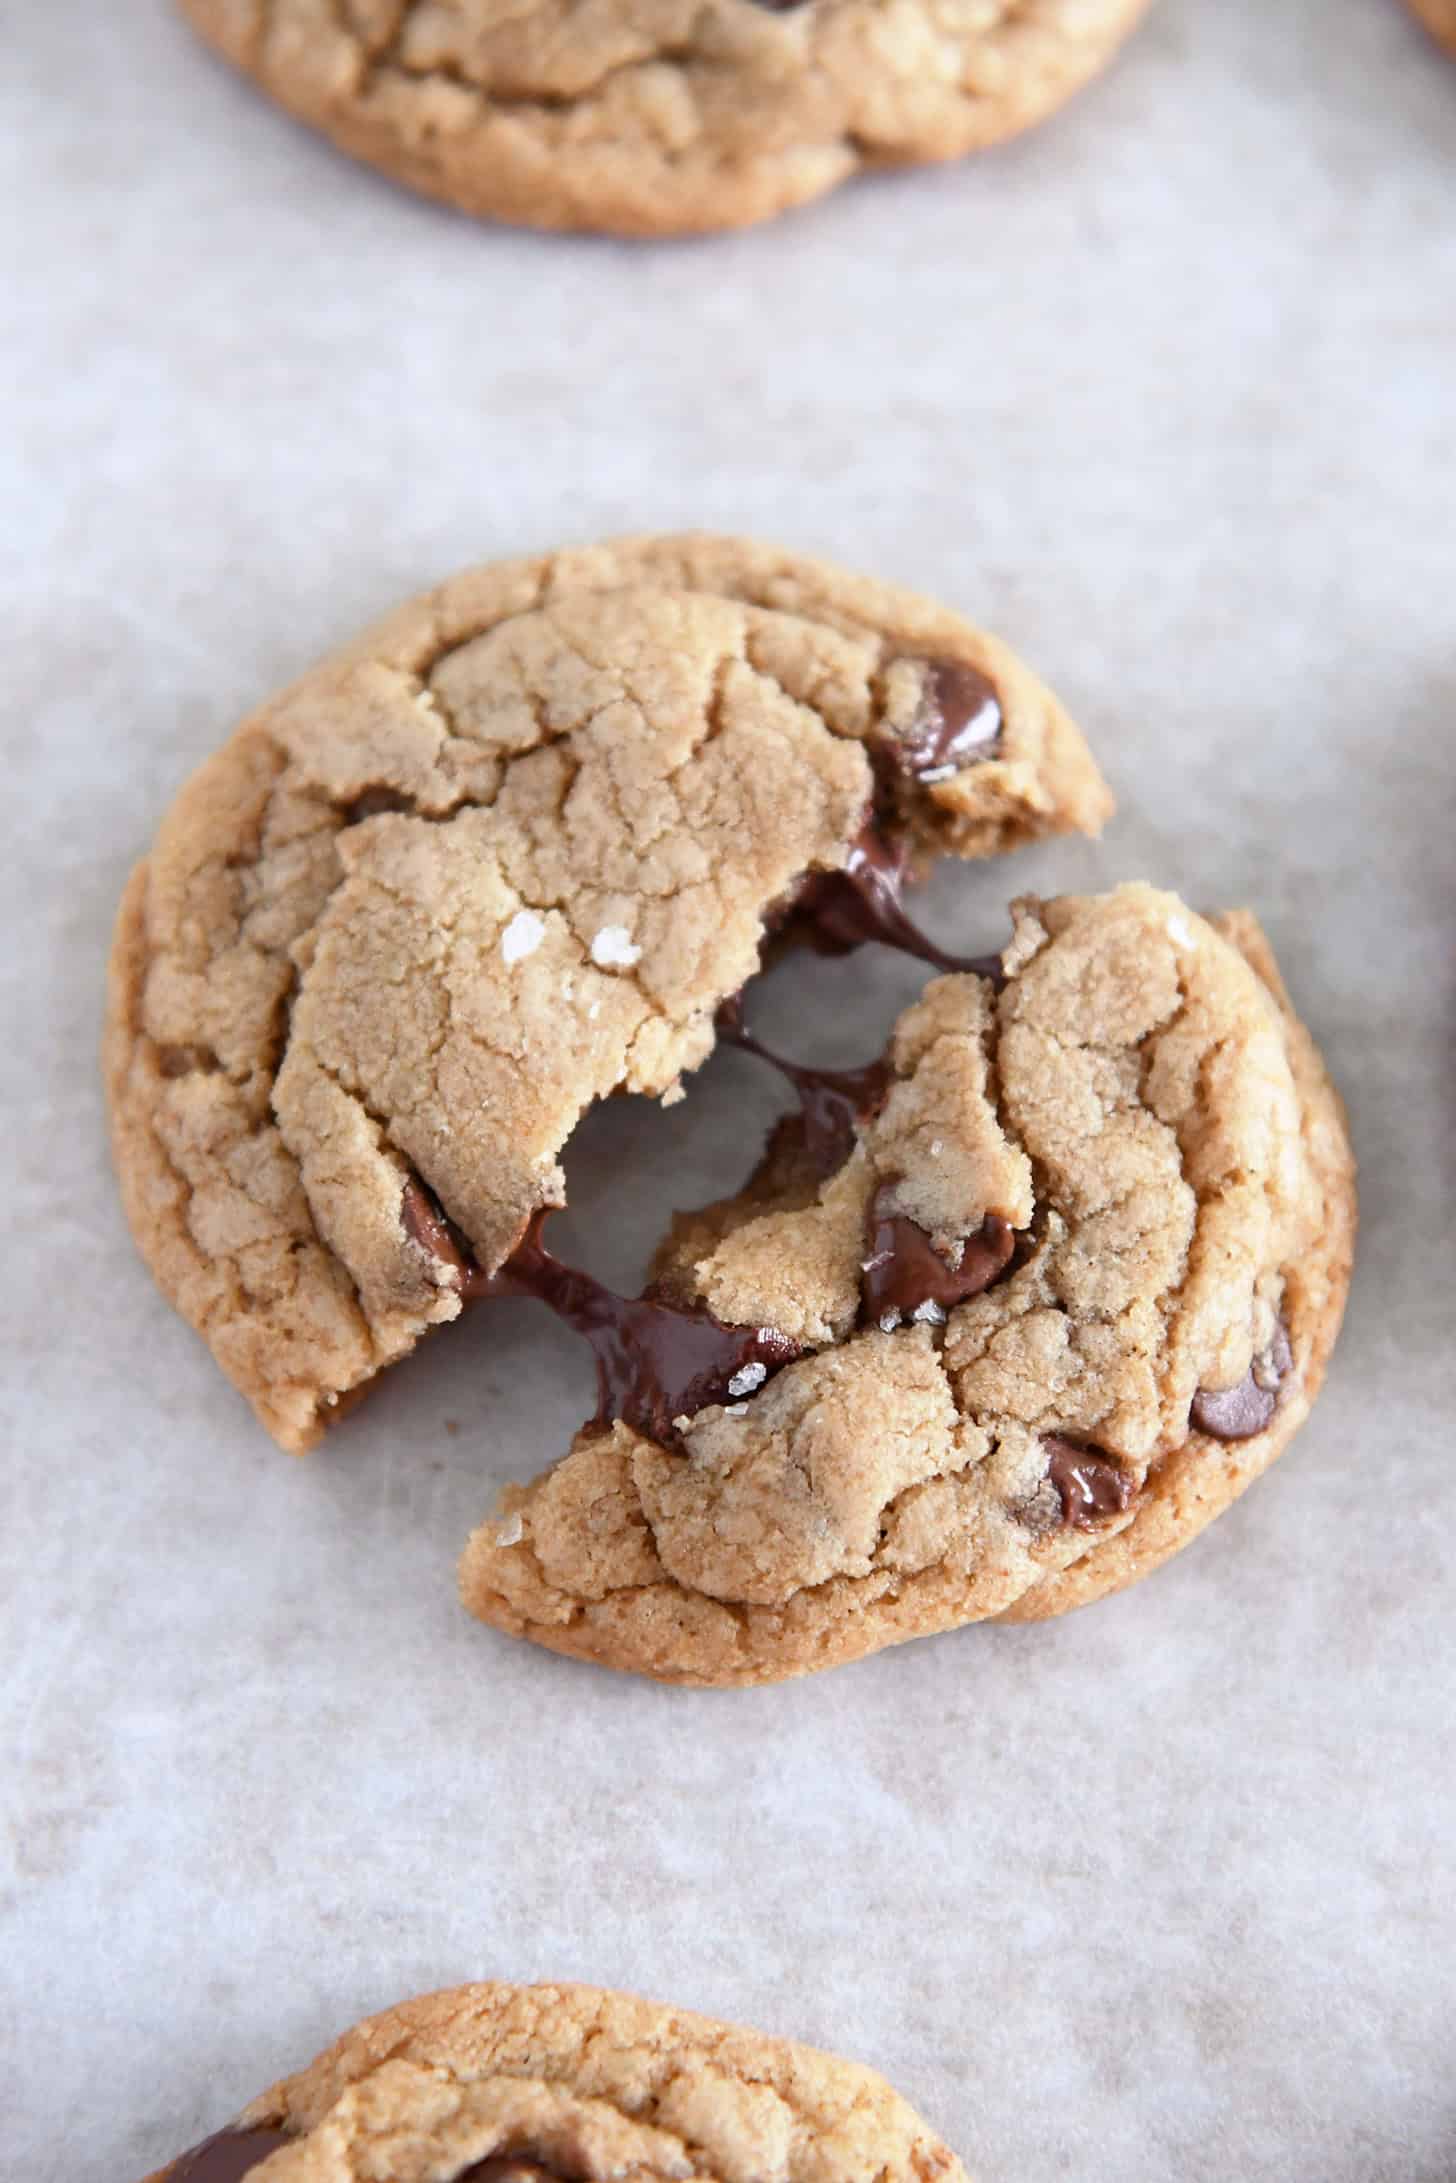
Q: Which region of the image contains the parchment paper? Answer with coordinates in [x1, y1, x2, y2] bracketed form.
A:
[3, 3, 1454, 2177]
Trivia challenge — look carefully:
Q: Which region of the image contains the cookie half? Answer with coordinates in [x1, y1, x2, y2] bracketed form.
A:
[461, 884, 1355, 1684]
[106, 534, 1111, 1455]
[1406, 0, 1456, 53]
[176, 0, 1155, 237]
[142, 1979, 969, 2182]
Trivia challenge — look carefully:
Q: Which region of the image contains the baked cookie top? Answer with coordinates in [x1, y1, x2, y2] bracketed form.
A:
[177, 0, 1154, 236]
[106, 534, 1111, 1455]
[145, 1979, 969, 2183]
[460, 885, 1355, 1683]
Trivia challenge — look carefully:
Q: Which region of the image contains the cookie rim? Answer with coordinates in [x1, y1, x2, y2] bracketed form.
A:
[175, 0, 1158, 237]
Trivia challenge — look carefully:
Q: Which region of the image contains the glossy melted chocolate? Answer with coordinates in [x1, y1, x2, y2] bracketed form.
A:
[787, 819, 1006, 979]
[898, 658, 1003, 782]
[403, 1183, 799, 1445]
[860, 1183, 1016, 1327]
[1042, 1436, 1135, 1528]
[714, 996, 891, 1178]
[784, 655, 1006, 977]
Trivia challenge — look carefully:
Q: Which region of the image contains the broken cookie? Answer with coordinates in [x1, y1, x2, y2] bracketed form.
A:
[460, 886, 1354, 1683]
[141, 1979, 969, 2182]
[105, 537, 1351, 1685]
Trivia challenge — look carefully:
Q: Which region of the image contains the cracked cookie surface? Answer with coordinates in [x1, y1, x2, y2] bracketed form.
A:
[1406, 0, 1456, 54]
[461, 884, 1354, 1685]
[142, 1979, 970, 2182]
[176, 0, 1155, 236]
[105, 533, 1110, 1455]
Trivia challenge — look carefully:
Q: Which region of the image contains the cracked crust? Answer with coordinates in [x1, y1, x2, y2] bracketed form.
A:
[105, 534, 1111, 1454]
[142, 1979, 970, 2182]
[1406, 0, 1456, 53]
[460, 886, 1355, 1685]
[176, 0, 1155, 236]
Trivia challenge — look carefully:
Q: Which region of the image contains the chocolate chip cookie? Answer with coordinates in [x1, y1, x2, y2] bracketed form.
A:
[106, 534, 1110, 1460]
[1407, 0, 1456, 53]
[141, 1979, 969, 2182]
[175, 0, 1155, 237]
[461, 885, 1354, 1683]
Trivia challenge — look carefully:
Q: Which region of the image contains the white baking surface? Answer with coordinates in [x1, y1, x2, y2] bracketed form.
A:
[3, 3, 1453, 2178]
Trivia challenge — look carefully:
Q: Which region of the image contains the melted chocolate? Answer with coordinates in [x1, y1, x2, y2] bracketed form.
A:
[1043, 1435, 1135, 1529]
[403, 1182, 799, 1445]
[1190, 1322, 1294, 1441]
[788, 819, 1006, 979]
[859, 1183, 1015, 1327]
[714, 996, 891, 1178]
[897, 659, 1003, 783]
[167, 2127, 294, 2183]
[784, 652, 1006, 973]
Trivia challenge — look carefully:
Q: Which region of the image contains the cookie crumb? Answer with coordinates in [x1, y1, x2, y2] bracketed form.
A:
[591, 924, 642, 969]
[501, 909, 546, 965]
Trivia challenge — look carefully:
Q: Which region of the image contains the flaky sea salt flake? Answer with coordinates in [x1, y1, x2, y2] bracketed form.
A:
[500, 909, 546, 965]
[591, 924, 641, 969]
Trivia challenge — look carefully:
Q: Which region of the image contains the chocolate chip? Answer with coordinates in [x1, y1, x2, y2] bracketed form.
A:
[715, 996, 891, 1179]
[401, 1173, 474, 1277]
[859, 1183, 1015, 1328]
[1190, 1323, 1294, 1441]
[1042, 1435, 1135, 1528]
[403, 1183, 800, 1447]
[167, 2127, 294, 2183]
[898, 658, 1003, 783]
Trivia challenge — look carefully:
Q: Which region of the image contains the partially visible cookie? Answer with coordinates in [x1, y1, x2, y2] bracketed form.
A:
[176, 0, 1155, 237]
[1406, 0, 1456, 54]
[461, 885, 1355, 1684]
[142, 1979, 970, 2182]
[106, 534, 1111, 1456]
